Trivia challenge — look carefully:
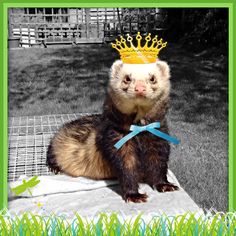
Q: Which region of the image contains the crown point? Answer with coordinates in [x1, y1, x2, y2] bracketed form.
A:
[121, 40, 126, 44]
[111, 43, 119, 51]
[127, 35, 133, 42]
[145, 34, 151, 41]
[152, 36, 158, 43]
[136, 33, 142, 41]
[116, 39, 122, 46]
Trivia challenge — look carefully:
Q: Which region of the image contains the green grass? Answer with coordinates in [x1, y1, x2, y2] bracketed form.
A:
[8, 44, 228, 212]
[0, 211, 236, 235]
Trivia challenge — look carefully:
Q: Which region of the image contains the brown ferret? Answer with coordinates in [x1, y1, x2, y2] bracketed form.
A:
[47, 59, 179, 203]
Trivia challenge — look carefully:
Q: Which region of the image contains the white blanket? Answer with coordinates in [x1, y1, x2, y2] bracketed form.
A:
[9, 170, 180, 198]
[8, 170, 203, 219]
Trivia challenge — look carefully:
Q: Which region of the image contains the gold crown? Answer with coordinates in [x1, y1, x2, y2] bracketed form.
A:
[111, 32, 167, 64]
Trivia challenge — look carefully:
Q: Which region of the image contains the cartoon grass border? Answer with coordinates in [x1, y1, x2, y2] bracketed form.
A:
[0, 0, 235, 234]
[0, 211, 236, 235]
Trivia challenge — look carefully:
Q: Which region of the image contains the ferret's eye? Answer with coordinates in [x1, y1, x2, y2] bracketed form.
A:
[124, 75, 131, 84]
[149, 75, 157, 84]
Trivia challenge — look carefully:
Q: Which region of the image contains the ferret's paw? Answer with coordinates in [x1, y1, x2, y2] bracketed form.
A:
[155, 183, 179, 192]
[124, 193, 148, 203]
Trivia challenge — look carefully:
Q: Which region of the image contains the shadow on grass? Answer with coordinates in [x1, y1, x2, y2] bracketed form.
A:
[162, 44, 228, 125]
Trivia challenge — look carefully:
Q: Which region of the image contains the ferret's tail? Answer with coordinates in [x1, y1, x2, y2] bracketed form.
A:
[46, 142, 61, 174]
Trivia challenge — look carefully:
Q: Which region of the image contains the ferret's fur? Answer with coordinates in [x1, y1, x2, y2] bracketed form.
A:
[47, 60, 178, 203]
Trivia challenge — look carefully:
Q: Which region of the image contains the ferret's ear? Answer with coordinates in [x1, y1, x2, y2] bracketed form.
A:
[156, 60, 170, 80]
[110, 60, 123, 78]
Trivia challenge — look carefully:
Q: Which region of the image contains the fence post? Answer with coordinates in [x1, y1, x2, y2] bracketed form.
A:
[85, 8, 90, 39]
[8, 8, 13, 38]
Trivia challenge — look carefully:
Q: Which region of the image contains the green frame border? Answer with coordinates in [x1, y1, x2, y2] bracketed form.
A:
[0, 0, 235, 212]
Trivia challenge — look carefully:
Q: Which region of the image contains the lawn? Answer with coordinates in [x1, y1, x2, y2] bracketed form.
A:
[8, 43, 228, 212]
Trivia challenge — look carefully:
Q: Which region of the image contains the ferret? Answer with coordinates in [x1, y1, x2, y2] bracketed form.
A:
[46, 59, 179, 203]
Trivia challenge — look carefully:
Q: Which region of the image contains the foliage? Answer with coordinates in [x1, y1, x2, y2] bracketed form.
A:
[119, 8, 167, 35]
[166, 9, 228, 51]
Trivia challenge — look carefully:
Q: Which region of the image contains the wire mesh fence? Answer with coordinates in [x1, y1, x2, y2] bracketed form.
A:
[8, 8, 166, 47]
[8, 113, 87, 182]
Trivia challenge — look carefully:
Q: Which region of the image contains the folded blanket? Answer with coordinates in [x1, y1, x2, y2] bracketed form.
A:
[8, 171, 202, 219]
[9, 170, 180, 198]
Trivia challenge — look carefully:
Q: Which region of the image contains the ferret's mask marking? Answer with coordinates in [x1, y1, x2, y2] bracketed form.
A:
[109, 60, 171, 102]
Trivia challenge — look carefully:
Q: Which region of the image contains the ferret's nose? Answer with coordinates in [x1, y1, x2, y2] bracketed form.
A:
[135, 84, 146, 95]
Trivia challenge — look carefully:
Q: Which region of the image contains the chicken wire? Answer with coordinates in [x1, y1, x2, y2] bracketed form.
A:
[8, 113, 86, 182]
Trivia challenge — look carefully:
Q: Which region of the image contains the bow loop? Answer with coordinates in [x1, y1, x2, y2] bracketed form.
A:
[130, 122, 160, 132]
[114, 121, 180, 149]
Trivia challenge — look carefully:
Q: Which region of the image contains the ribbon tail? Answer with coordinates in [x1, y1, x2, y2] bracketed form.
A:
[114, 130, 140, 149]
[148, 128, 180, 145]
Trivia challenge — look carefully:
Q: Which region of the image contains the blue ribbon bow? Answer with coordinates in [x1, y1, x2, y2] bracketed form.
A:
[114, 122, 180, 149]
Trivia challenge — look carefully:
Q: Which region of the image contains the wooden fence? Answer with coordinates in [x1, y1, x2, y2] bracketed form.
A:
[8, 8, 167, 47]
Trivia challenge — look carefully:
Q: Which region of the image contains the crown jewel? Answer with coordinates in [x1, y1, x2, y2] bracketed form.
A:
[111, 32, 167, 64]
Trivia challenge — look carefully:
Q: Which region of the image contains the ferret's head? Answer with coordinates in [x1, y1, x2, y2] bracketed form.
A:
[109, 60, 170, 103]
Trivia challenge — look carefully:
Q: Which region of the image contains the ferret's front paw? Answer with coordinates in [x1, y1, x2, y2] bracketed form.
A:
[124, 192, 148, 203]
[155, 183, 179, 192]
